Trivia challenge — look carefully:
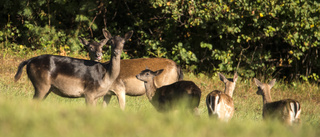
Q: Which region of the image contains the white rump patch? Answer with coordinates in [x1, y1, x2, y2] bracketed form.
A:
[295, 102, 301, 119]
[289, 102, 301, 123]
[214, 96, 220, 117]
[207, 95, 220, 118]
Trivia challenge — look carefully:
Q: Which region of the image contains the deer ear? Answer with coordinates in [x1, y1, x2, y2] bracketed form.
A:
[154, 69, 164, 76]
[233, 72, 238, 82]
[100, 39, 109, 46]
[124, 30, 133, 41]
[268, 79, 276, 88]
[254, 78, 263, 87]
[219, 73, 228, 83]
[102, 29, 112, 39]
[79, 37, 89, 46]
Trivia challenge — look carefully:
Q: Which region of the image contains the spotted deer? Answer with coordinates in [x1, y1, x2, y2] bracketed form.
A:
[206, 73, 238, 121]
[14, 29, 133, 106]
[136, 68, 201, 113]
[254, 78, 301, 125]
[82, 35, 183, 110]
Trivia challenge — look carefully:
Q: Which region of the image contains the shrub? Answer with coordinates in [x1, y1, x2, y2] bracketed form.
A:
[0, 0, 319, 82]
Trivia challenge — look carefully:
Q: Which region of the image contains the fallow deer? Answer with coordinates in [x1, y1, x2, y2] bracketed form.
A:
[254, 78, 301, 125]
[78, 36, 109, 61]
[206, 73, 238, 121]
[81, 37, 184, 110]
[14, 29, 133, 106]
[136, 68, 201, 113]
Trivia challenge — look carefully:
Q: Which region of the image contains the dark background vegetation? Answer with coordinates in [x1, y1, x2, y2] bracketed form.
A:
[0, 0, 319, 83]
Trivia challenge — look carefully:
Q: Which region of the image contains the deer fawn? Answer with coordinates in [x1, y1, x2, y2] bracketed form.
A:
[206, 73, 238, 121]
[254, 78, 301, 125]
[82, 35, 183, 110]
[14, 29, 133, 106]
[136, 68, 201, 113]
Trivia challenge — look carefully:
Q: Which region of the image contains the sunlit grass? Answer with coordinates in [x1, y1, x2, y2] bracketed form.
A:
[0, 50, 319, 137]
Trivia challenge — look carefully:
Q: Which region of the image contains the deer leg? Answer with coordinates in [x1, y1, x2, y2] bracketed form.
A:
[84, 94, 97, 106]
[94, 97, 100, 106]
[294, 116, 301, 125]
[283, 117, 292, 125]
[32, 83, 51, 100]
[116, 91, 126, 110]
[113, 81, 126, 110]
[102, 95, 112, 108]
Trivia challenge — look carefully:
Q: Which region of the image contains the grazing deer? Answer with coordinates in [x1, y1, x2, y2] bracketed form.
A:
[254, 78, 301, 125]
[206, 73, 238, 121]
[78, 36, 109, 61]
[14, 29, 133, 106]
[82, 37, 184, 110]
[136, 68, 201, 113]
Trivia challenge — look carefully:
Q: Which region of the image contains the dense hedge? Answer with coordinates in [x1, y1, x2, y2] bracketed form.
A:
[1, 0, 319, 82]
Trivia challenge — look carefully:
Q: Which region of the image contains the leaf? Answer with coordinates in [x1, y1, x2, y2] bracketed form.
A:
[200, 42, 212, 50]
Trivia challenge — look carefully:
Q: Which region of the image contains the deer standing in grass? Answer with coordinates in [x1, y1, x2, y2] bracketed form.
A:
[14, 29, 133, 106]
[254, 78, 301, 125]
[136, 68, 201, 113]
[82, 37, 183, 110]
[206, 73, 238, 121]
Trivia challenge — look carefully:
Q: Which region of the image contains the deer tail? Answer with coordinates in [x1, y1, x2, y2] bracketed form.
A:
[14, 58, 34, 82]
[293, 101, 301, 119]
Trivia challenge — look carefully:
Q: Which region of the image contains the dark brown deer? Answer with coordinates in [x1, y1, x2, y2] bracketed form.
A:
[206, 73, 238, 122]
[14, 29, 133, 106]
[254, 78, 301, 125]
[136, 68, 201, 113]
[82, 38, 183, 110]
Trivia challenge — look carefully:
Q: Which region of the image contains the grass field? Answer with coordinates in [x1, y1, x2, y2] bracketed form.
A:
[0, 50, 319, 137]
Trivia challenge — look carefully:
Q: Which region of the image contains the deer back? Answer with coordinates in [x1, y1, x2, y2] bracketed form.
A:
[263, 99, 301, 124]
[151, 80, 201, 112]
[108, 58, 182, 96]
[25, 55, 109, 98]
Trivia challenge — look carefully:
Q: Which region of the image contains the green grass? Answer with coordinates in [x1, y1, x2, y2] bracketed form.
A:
[0, 50, 319, 137]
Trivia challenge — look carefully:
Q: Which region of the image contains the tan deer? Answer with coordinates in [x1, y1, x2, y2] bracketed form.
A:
[81, 35, 184, 110]
[206, 73, 238, 121]
[254, 78, 301, 125]
[14, 29, 133, 106]
[136, 68, 201, 113]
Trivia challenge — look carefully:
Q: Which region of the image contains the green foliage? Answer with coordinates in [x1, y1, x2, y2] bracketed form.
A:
[0, 19, 21, 47]
[0, 0, 320, 82]
[147, 0, 320, 82]
[171, 42, 198, 69]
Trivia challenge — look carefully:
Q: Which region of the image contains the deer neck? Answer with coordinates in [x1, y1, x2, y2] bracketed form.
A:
[143, 80, 157, 101]
[224, 83, 235, 97]
[107, 48, 122, 80]
[262, 89, 272, 105]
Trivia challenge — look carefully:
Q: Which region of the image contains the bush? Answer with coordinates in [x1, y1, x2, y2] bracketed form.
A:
[0, 0, 319, 82]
